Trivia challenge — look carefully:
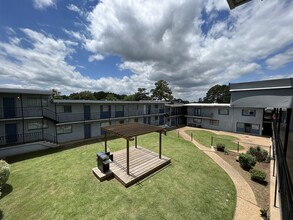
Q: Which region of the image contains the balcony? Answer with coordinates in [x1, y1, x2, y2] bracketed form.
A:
[0, 132, 58, 148]
[0, 107, 43, 119]
[193, 112, 214, 118]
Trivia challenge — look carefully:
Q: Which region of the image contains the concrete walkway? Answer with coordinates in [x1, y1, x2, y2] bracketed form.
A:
[177, 127, 262, 220]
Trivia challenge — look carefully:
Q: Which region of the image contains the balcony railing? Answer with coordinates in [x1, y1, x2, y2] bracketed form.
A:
[0, 107, 165, 122]
[193, 112, 214, 118]
[0, 132, 57, 148]
[0, 107, 43, 119]
[272, 121, 293, 220]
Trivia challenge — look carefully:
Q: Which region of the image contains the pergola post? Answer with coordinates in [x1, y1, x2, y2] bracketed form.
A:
[127, 139, 130, 175]
[159, 132, 162, 159]
[104, 132, 107, 153]
[135, 136, 137, 148]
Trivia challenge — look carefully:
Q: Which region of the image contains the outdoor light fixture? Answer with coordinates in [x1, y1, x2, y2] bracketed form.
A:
[227, 0, 252, 9]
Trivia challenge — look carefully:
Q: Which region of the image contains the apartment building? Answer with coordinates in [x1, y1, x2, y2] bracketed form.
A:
[185, 103, 264, 135]
[53, 100, 165, 144]
[0, 89, 166, 157]
[230, 77, 293, 220]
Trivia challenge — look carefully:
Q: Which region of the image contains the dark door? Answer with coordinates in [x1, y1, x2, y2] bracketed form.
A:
[84, 124, 91, 139]
[244, 123, 252, 133]
[3, 97, 16, 118]
[148, 105, 151, 114]
[84, 105, 91, 120]
[5, 123, 17, 143]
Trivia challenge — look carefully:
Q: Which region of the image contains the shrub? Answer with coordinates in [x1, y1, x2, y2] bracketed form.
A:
[238, 153, 256, 171]
[250, 169, 266, 183]
[247, 146, 268, 162]
[0, 160, 10, 196]
[216, 143, 225, 152]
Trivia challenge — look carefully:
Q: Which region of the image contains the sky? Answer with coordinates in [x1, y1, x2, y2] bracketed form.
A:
[0, 0, 292, 101]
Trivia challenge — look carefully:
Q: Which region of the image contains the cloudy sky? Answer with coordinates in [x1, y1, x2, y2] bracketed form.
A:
[0, 0, 292, 101]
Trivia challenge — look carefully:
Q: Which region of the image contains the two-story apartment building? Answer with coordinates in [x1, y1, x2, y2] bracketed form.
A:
[0, 89, 166, 157]
[185, 103, 264, 135]
[52, 100, 165, 144]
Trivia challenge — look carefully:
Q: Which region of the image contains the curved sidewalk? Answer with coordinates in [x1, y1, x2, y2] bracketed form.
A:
[177, 127, 262, 220]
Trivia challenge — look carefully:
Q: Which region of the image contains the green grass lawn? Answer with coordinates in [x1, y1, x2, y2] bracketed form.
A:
[0, 131, 236, 219]
[186, 129, 244, 151]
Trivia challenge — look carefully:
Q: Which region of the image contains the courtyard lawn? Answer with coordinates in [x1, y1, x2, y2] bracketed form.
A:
[0, 131, 236, 220]
[186, 129, 244, 151]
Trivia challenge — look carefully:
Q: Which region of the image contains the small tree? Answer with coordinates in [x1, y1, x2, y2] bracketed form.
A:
[0, 160, 10, 197]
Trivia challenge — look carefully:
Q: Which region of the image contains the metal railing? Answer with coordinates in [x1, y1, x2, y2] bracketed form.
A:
[0, 132, 58, 148]
[0, 107, 43, 119]
[272, 122, 293, 220]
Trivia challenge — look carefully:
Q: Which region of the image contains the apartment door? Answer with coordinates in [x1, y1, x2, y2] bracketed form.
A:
[84, 124, 91, 139]
[5, 123, 17, 143]
[84, 105, 91, 120]
[244, 123, 252, 133]
[3, 97, 16, 118]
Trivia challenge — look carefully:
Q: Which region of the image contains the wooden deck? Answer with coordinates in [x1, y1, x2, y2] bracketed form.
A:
[110, 146, 171, 187]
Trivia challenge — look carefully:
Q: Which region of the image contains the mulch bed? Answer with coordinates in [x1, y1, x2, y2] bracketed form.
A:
[215, 150, 270, 210]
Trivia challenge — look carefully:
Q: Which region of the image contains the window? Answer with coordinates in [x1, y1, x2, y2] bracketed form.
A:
[155, 116, 158, 120]
[28, 97, 41, 106]
[42, 98, 49, 106]
[242, 109, 256, 116]
[57, 125, 72, 134]
[237, 122, 244, 128]
[154, 104, 158, 109]
[28, 119, 48, 130]
[102, 105, 109, 112]
[209, 120, 219, 126]
[218, 108, 229, 115]
[252, 124, 260, 130]
[134, 118, 138, 122]
[194, 108, 201, 116]
[63, 105, 72, 113]
[193, 118, 202, 123]
[115, 105, 124, 111]
[101, 122, 110, 127]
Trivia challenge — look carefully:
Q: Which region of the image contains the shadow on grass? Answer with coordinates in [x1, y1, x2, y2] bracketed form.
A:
[0, 184, 13, 199]
[0, 209, 3, 220]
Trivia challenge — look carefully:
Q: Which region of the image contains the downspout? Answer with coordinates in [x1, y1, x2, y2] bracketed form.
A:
[55, 102, 58, 144]
[41, 94, 44, 141]
[20, 94, 24, 143]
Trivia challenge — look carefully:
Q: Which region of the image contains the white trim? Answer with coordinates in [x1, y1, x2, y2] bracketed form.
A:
[230, 86, 293, 92]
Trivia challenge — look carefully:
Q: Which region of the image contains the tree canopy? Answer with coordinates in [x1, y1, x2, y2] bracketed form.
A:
[201, 85, 230, 103]
[150, 80, 173, 101]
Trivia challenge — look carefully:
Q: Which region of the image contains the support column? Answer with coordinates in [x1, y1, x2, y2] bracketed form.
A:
[127, 140, 130, 175]
[159, 132, 162, 159]
[104, 132, 107, 153]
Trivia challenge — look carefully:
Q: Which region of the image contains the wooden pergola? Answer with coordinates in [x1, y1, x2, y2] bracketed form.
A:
[101, 123, 165, 175]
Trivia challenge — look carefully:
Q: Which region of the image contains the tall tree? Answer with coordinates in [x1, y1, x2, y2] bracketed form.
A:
[134, 88, 150, 100]
[150, 80, 173, 101]
[203, 85, 230, 103]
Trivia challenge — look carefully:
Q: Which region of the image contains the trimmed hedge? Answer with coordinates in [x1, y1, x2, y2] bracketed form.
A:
[247, 146, 268, 162]
[238, 153, 256, 171]
[250, 169, 266, 183]
[216, 143, 225, 152]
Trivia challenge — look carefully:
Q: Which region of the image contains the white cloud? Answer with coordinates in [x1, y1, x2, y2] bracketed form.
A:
[33, 0, 56, 10]
[67, 4, 84, 16]
[88, 54, 104, 62]
[1, 0, 293, 101]
[266, 47, 293, 69]
[84, 0, 293, 99]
